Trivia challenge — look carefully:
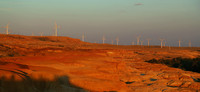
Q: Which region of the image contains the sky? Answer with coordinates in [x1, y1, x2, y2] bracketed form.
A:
[0, 0, 200, 47]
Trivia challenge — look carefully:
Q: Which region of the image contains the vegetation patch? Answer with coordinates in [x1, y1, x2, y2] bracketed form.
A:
[0, 61, 9, 65]
[145, 57, 200, 73]
[34, 37, 59, 42]
[16, 64, 29, 69]
[7, 35, 25, 40]
[7, 51, 20, 57]
[150, 78, 157, 81]
[125, 81, 135, 84]
[140, 74, 146, 76]
[58, 45, 64, 47]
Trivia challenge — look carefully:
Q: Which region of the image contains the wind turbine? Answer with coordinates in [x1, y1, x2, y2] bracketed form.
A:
[82, 33, 85, 41]
[54, 21, 60, 36]
[102, 36, 106, 44]
[1, 23, 10, 34]
[111, 40, 114, 45]
[178, 40, 181, 47]
[5, 24, 9, 34]
[116, 37, 119, 45]
[132, 41, 134, 45]
[146, 39, 151, 47]
[163, 41, 166, 47]
[188, 40, 191, 47]
[140, 40, 143, 46]
[39, 32, 43, 36]
[32, 32, 34, 36]
[160, 39, 164, 48]
[136, 36, 141, 45]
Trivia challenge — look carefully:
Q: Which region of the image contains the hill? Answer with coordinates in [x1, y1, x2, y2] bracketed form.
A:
[0, 34, 200, 92]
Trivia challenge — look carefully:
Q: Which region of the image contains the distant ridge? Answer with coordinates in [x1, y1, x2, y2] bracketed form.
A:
[0, 34, 199, 58]
[0, 34, 91, 57]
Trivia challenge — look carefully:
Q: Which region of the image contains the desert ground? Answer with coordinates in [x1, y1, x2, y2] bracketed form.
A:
[0, 34, 200, 92]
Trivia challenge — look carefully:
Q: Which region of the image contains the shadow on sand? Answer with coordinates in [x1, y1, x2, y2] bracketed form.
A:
[0, 69, 87, 92]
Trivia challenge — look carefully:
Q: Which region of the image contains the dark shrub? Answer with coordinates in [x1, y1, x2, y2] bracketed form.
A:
[34, 37, 58, 42]
[145, 57, 200, 73]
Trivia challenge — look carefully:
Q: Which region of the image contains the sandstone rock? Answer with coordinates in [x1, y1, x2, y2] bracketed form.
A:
[189, 82, 200, 90]
[179, 75, 194, 81]
[167, 80, 183, 87]
[180, 81, 192, 88]
[69, 77, 129, 91]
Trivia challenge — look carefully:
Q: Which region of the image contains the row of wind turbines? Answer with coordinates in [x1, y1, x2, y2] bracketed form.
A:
[98, 36, 120, 45]
[1, 22, 60, 36]
[94, 35, 192, 48]
[0, 23, 194, 48]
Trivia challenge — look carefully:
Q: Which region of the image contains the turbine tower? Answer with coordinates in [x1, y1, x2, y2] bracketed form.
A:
[1, 23, 10, 34]
[116, 37, 119, 45]
[140, 40, 143, 46]
[54, 21, 60, 36]
[169, 45, 171, 50]
[111, 40, 114, 45]
[160, 39, 164, 48]
[163, 41, 166, 47]
[146, 39, 151, 47]
[5, 24, 9, 34]
[178, 40, 181, 47]
[132, 41, 134, 45]
[39, 32, 43, 36]
[136, 36, 141, 45]
[82, 33, 85, 41]
[32, 32, 34, 36]
[102, 36, 106, 44]
[189, 41, 191, 47]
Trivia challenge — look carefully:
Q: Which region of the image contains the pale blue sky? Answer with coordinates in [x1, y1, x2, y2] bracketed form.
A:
[0, 0, 200, 46]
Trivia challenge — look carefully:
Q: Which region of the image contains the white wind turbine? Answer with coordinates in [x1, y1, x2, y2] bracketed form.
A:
[111, 40, 114, 45]
[102, 36, 106, 44]
[160, 39, 164, 48]
[32, 32, 34, 36]
[178, 40, 181, 47]
[169, 45, 171, 50]
[39, 32, 43, 36]
[1, 23, 11, 34]
[5, 24, 9, 34]
[163, 41, 166, 47]
[136, 35, 141, 45]
[54, 21, 60, 36]
[132, 41, 134, 45]
[188, 40, 191, 47]
[146, 39, 151, 47]
[140, 40, 143, 46]
[82, 33, 85, 41]
[116, 37, 119, 45]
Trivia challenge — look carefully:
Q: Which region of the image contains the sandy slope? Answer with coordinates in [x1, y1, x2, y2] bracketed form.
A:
[0, 34, 200, 92]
